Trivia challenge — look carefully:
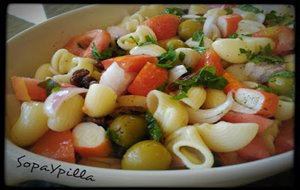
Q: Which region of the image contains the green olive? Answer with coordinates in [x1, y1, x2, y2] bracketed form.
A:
[178, 19, 203, 41]
[121, 140, 172, 170]
[268, 76, 294, 97]
[166, 38, 186, 50]
[109, 115, 147, 148]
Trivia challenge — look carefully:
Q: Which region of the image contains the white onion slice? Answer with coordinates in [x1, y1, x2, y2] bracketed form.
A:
[168, 65, 187, 84]
[99, 62, 136, 96]
[44, 87, 88, 117]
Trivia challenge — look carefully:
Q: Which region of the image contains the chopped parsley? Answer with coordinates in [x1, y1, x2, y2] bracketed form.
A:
[192, 30, 205, 47]
[138, 35, 158, 46]
[195, 16, 206, 24]
[225, 8, 233, 15]
[265, 10, 294, 27]
[268, 71, 295, 79]
[239, 44, 284, 64]
[145, 112, 163, 141]
[162, 7, 186, 17]
[92, 43, 126, 60]
[156, 49, 177, 69]
[38, 78, 61, 96]
[228, 32, 239, 39]
[237, 4, 263, 14]
[179, 51, 186, 62]
[173, 66, 228, 100]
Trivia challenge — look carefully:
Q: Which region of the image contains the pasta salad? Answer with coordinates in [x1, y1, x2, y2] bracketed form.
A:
[9, 4, 294, 170]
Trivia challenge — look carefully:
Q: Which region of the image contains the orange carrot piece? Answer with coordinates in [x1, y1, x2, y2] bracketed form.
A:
[255, 90, 279, 117]
[30, 130, 76, 163]
[222, 72, 242, 94]
[127, 62, 168, 96]
[101, 55, 158, 73]
[144, 14, 180, 41]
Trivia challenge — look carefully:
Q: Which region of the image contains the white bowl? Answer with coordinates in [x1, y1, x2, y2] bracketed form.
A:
[5, 4, 294, 187]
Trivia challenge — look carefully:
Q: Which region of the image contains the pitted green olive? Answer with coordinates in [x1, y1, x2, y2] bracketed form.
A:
[108, 115, 147, 148]
[178, 19, 204, 41]
[268, 76, 294, 97]
[121, 140, 172, 170]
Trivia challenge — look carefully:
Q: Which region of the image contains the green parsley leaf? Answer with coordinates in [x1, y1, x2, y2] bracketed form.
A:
[265, 10, 287, 26]
[179, 51, 186, 62]
[162, 7, 186, 16]
[145, 112, 163, 141]
[268, 71, 295, 79]
[192, 30, 205, 47]
[138, 35, 158, 46]
[237, 4, 263, 14]
[38, 78, 61, 96]
[92, 43, 113, 60]
[173, 66, 228, 100]
[239, 44, 284, 64]
[225, 8, 233, 15]
[106, 128, 120, 144]
[195, 16, 206, 23]
[228, 32, 238, 38]
[255, 84, 272, 93]
[156, 82, 167, 92]
[156, 49, 177, 69]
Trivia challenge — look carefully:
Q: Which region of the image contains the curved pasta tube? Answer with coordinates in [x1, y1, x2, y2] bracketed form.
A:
[195, 121, 259, 152]
[165, 125, 214, 169]
[187, 91, 234, 124]
[51, 49, 77, 74]
[83, 83, 117, 117]
[119, 13, 145, 33]
[168, 65, 187, 84]
[117, 25, 157, 51]
[137, 5, 165, 19]
[274, 96, 294, 121]
[117, 95, 147, 109]
[260, 120, 280, 154]
[52, 56, 95, 83]
[175, 48, 202, 68]
[34, 63, 54, 80]
[180, 86, 207, 110]
[147, 90, 189, 137]
[130, 44, 166, 57]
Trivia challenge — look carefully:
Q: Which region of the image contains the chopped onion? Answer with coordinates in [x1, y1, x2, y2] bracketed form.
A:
[168, 65, 188, 84]
[99, 62, 136, 96]
[106, 26, 129, 39]
[44, 87, 88, 117]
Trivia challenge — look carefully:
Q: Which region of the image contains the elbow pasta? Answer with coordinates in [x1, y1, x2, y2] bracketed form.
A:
[51, 48, 77, 74]
[117, 25, 157, 51]
[52, 56, 95, 83]
[34, 63, 55, 80]
[195, 121, 259, 152]
[165, 125, 214, 169]
[147, 90, 189, 137]
[10, 102, 48, 147]
[117, 95, 147, 109]
[83, 83, 117, 117]
[130, 44, 166, 57]
[274, 96, 294, 121]
[47, 94, 84, 132]
[260, 120, 280, 155]
[179, 86, 207, 110]
[175, 48, 202, 68]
